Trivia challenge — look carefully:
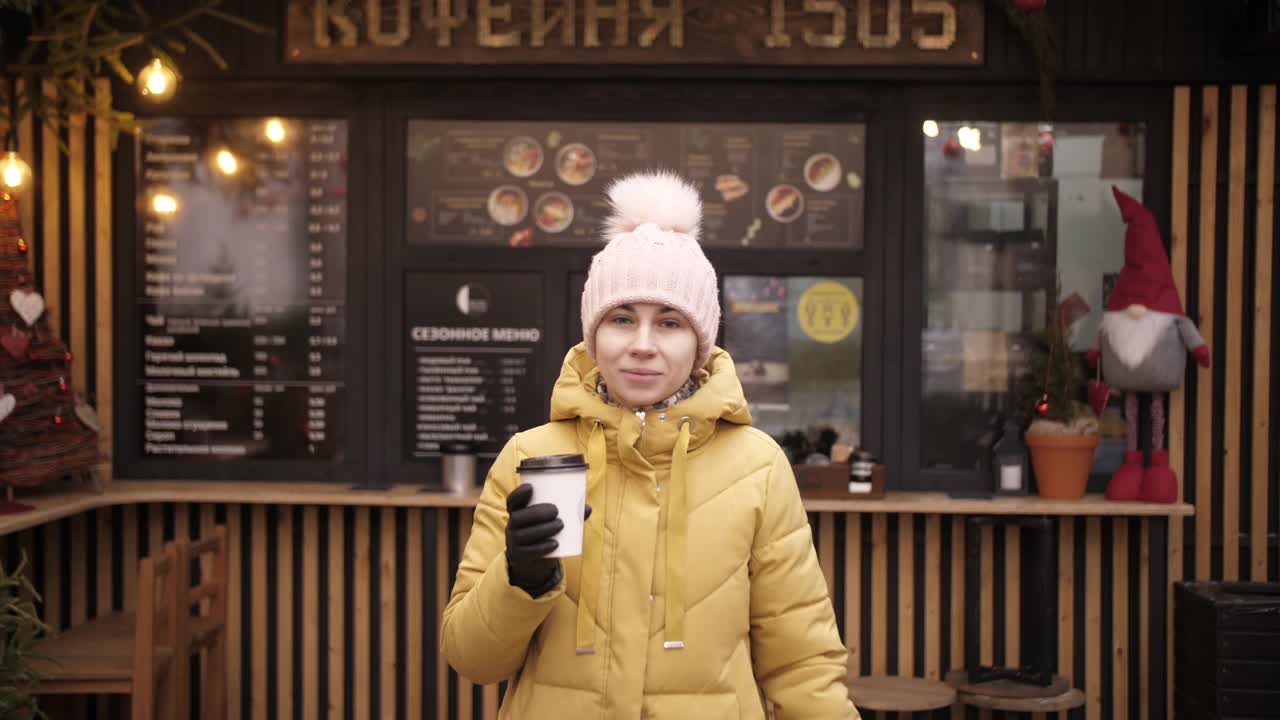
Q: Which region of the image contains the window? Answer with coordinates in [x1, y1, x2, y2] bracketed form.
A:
[919, 121, 1146, 472]
[724, 276, 863, 454]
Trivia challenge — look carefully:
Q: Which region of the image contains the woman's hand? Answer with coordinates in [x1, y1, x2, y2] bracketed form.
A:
[504, 484, 592, 597]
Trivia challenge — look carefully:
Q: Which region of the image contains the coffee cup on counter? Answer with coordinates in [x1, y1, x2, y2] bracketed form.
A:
[516, 454, 588, 558]
[441, 442, 477, 495]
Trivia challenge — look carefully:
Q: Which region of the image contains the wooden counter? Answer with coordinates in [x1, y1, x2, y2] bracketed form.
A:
[0, 480, 1193, 537]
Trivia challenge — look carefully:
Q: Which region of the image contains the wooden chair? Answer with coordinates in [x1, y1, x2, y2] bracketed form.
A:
[31, 542, 182, 720]
[174, 525, 229, 720]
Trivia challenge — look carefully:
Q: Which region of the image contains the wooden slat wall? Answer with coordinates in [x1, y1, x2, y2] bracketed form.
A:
[7, 505, 1184, 720]
[1167, 81, 1280, 709]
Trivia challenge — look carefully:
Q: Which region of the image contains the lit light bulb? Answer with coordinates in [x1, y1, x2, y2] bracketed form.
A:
[264, 118, 287, 144]
[957, 126, 983, 152]
[215, 148, 239, 175]
[137, 58, 178, 102]
[152, 191, 179, 216]
[922, 120, 940, 138]
[0, 150, 34, 194]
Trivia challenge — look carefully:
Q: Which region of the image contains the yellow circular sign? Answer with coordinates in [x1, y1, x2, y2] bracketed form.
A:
[797, 281, 859, 344]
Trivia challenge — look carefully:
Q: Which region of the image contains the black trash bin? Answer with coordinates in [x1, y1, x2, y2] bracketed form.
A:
[1174, 582, 1280, 719]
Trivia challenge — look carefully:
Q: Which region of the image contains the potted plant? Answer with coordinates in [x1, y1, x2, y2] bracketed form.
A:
[1018, 296, 1100, 499]
[0, 554, 49, 720]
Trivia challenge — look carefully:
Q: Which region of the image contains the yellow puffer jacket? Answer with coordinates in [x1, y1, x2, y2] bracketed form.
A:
[442, 345, 857, 719]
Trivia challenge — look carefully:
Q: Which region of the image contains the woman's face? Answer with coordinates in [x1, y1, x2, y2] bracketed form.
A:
[594, 303, 698, 409]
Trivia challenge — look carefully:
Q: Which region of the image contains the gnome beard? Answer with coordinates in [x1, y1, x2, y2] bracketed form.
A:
[1100, 308, 1179, 369]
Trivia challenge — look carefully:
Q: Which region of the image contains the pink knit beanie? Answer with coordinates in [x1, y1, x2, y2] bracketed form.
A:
[581, 171, 721, 370]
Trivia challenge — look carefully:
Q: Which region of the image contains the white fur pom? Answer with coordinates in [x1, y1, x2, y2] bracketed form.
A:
[604, 171, 702, 242]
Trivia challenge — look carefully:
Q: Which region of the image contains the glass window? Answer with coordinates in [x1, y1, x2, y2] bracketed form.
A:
[724, 276, 863, 456]
[920, 121, 1145, 471]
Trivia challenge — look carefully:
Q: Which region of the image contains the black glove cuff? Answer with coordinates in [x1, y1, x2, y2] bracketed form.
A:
[507, 554, 562, 598]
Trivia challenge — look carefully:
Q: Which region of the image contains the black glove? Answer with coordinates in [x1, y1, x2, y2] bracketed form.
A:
[504, 483, 592, 597]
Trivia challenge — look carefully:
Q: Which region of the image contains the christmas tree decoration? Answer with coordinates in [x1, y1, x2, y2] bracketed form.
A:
[0, 194, 98, 513]
[8, 288, 42, 325]
[1088, 187, 1210, 504]
[1, 325, 28, 359]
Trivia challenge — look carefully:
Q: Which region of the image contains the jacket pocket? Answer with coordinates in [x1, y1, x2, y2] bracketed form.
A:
[642, 691, 740, 719]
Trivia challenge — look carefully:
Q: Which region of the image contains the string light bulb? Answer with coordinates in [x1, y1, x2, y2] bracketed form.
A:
[17, 237, 28, 254]
[214, 148, 239, 175]
[264, 118, 287, 144]
[151, 191, 179, 216]
[922, 120, 940, 138]
[137, 58, 178, 102]
[0, 150, 33, 194]
[957, 126, 983, 152]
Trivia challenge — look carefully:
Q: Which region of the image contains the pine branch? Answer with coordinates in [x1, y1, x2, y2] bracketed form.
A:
[2, 0, 274, 147]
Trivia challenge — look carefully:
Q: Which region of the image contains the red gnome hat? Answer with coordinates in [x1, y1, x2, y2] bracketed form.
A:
[1106, 186, 1185, 316]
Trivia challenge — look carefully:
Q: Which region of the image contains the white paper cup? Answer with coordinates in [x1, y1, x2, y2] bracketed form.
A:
[517, 454, 588, 558]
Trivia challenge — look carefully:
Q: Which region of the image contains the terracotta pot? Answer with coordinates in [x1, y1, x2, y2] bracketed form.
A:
[1025, 432, 1099, 499]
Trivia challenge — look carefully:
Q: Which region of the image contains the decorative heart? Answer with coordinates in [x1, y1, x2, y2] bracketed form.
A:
[9, 289, 45, 326]
[74, 399, 101, 433]
[1, 326, 29, 359]
[0, 393, 14, 424]
[1087, 379, 1111, 418]
[16, 383, 36, 403]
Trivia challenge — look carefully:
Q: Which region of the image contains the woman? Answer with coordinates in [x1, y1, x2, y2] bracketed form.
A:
[442, 171, 856, 719]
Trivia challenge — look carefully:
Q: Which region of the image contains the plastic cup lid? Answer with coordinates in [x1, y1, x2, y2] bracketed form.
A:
[517, 454, 587, 472]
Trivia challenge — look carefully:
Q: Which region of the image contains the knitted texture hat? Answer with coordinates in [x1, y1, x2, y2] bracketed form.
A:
[581, 171, 721, 369]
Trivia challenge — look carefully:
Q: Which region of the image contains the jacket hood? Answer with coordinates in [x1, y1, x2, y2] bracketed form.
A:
[549, 343, 752, 449]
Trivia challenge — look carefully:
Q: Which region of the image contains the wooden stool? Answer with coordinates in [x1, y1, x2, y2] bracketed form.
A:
[957, 687, 1086, 714]
[847, 676, 957, 712]
[947, 670, 1084, 717]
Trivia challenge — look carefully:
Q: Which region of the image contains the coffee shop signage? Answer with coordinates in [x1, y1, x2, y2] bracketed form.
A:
[286, 0, 984, 65]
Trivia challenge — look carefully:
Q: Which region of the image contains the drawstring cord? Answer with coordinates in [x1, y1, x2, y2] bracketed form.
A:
[575, 421, 607, 654]
[663, 418, 692, 650]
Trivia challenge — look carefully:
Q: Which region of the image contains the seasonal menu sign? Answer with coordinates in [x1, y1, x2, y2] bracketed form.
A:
[135, 117, 348, 461]
[405, 272, 544, 459]
[406, 120, 865, 249]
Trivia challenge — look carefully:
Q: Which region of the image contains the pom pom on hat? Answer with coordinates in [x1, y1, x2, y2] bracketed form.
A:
[604, 171, 703, 242]
[582, 171, 721, 369]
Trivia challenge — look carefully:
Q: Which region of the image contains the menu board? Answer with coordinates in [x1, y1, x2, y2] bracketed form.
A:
[406, 120, 865, 249]
[405, 272, 544, 460]
[135, 116, 348, 461]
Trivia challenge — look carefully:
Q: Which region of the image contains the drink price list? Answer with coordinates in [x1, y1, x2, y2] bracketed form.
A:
[135, 116, 348, 461]
[405, 273, 544, 459]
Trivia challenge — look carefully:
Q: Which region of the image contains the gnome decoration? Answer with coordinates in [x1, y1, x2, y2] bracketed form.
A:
[1087, 187, 1210, 503]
